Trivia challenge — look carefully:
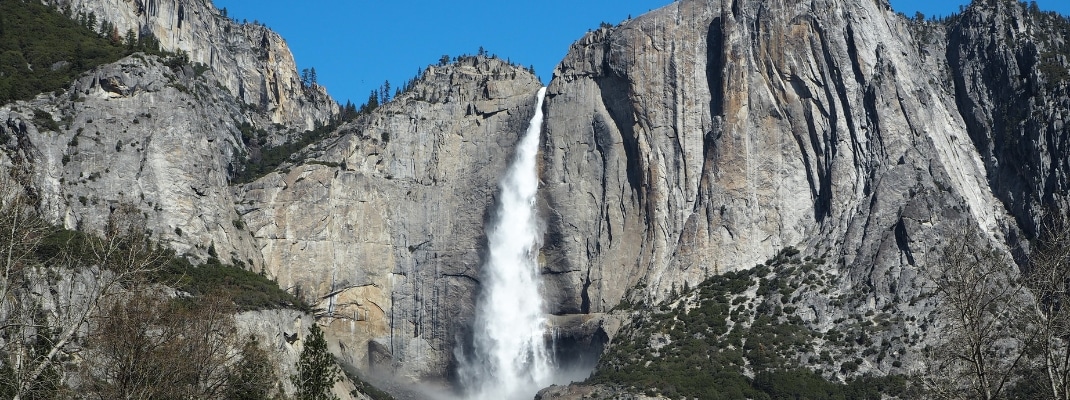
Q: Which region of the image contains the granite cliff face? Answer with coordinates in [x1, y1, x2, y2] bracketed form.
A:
[537, 0, 1070, 394]
[540, 0, 1066, 317]
[1, 0, 337, 272]
[0, 0, 545, 389]
[0, 54, 267, 266]
[239, 56, 542, 382]
[947, 0, 1070, 239]
[45, 0, 336, 130]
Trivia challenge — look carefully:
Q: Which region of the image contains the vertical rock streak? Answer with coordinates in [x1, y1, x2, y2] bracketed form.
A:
[461, 87, 552, 399]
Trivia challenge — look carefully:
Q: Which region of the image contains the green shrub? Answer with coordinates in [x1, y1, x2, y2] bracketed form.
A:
[34, 226, 305, 311]
[233, 122, 339, 184]
[588, 247, 910, 399]
[32, 109, 60, 132]
[154, 257, 308, 311]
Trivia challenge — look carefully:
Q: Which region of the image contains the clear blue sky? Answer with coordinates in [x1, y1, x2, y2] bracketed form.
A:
[213, 0, 1070, 106]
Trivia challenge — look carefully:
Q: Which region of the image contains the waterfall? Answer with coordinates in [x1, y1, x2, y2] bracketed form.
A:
[459, 87, 554, 399]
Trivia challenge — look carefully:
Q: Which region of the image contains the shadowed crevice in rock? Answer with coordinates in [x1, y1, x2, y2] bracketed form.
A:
[893, 217, 915, 266]
[811, 21, 854, 211]
[538, 188, 584, 315]
[579, 274, 592, 314]
[707, 17, 725, 117]
[552, 326, 608, 378]
[596, 75, 644, 213]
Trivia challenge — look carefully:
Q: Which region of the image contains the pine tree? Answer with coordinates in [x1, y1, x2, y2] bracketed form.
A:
[98, 18, 110, 38]
[359, 90, 379, 114]
[379, 80, 391, 105]
[293, 325, 341, 400]
[300, 68, 318, 88]
[224, 336, 277, 400]
[123, 29, 137, 50]
[340, 100, 357, 121]
[347, 101, 357, 119]
[109, 27, 121, 46]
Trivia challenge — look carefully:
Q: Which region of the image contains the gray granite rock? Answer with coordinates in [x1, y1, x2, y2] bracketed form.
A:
[45, 0, 336, 130]
[0, 54, 272, 266]
[239, 56, 542, 383]
[538, 0, 1070, 391]
[540, 0, 1008, 315]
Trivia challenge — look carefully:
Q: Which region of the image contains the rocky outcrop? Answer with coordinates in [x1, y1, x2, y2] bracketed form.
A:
[538, 0, 1070, 390]
[541, 0, 1014, 316]
[233, 309, 312, 396]
[0, 54, 268, 265]
[233, 309, 373, 399]
[239, 56, 542, 382]
[46, 0, 336, 130]
[536, 384, 668, 400]
[2, 0, 342, 266]
[947, 0, 1070, 239]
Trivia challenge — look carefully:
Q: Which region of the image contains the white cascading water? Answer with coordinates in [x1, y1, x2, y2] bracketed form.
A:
[459, 87, 554, 399]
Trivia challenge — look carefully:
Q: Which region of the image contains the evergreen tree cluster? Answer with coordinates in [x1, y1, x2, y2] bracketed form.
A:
[339, 100, 358, 121]
[334, 47, 540, 124]
[592, 248, 913, 399]
[0, 0, 166, 104]
[443, 47, 536, 75]
[232, 121, 339, 184]
[300, 67, 318, 88]
[356, 79, 402, 115]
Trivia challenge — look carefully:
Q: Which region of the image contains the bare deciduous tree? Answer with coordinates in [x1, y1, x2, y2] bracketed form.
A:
[12, 206, 168, 400]
[0, 175, 47, 320]
[80, 292, 240, 400]
[924, 224, 1035, 400]
[1025, 214, 1070, 400]
[0, 174, 59, 400]
[0, 174, 170, 400]
[1, 174, 287, 398]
